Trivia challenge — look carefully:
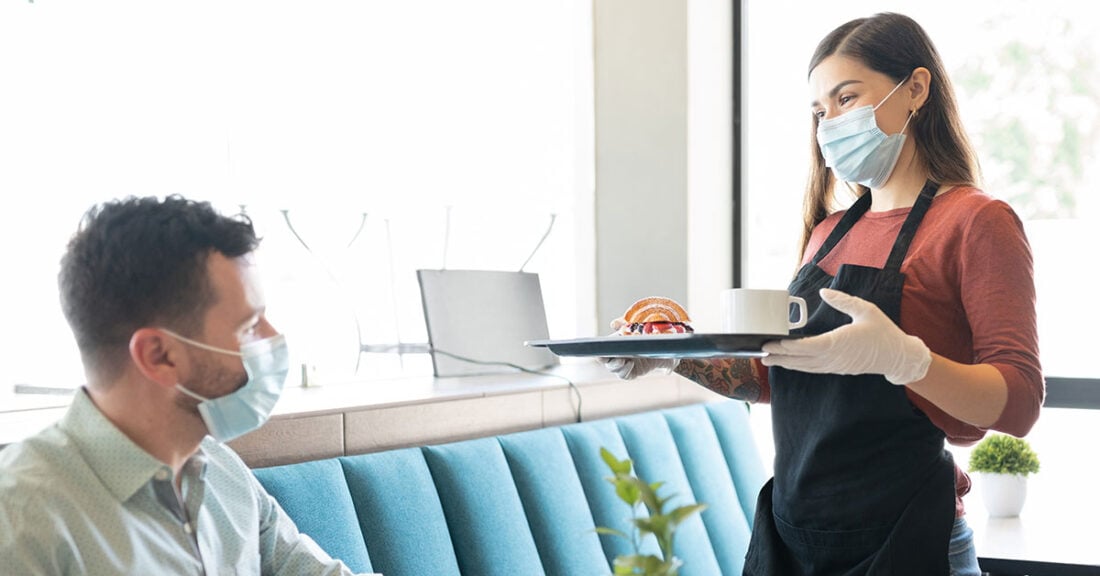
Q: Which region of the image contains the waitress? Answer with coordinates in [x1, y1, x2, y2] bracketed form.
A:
[601, 12, 1043, 576]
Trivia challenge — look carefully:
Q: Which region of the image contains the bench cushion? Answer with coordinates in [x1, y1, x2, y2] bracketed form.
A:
[252, 457, 373, 573]
[253, 400, 765, 576]
[499, 428, 609, 575]
[340, 448, 461, 575]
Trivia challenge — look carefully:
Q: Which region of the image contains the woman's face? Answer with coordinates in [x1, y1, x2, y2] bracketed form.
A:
[809, 54, 912, 135]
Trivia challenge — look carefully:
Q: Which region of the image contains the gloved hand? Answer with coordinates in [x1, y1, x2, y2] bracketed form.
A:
[598, 356, 681, 380]
[760, 288, 932, 385]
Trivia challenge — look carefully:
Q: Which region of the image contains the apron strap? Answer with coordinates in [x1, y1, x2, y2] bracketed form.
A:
[883, 180, 940, 272]
[812, 180, 940, 270]
[811, 192, 872, 265]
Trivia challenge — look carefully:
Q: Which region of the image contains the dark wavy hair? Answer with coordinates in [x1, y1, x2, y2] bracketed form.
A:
[800, 12, 981, 256]
[59, 195, 259, 380]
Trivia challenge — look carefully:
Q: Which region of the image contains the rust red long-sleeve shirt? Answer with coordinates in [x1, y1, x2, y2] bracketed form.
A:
[756, 186, 1045, 516]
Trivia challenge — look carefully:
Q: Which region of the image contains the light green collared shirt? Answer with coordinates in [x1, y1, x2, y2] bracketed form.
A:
[0, 389, 365, 575]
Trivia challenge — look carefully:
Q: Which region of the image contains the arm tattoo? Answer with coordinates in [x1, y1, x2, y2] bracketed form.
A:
[674, 358, 763, 403]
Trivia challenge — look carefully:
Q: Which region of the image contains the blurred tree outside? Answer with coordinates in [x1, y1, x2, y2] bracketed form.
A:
[954, 6, 1100, 220]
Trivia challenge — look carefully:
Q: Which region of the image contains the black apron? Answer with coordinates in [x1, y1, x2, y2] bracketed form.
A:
[744, 180, 956, 576]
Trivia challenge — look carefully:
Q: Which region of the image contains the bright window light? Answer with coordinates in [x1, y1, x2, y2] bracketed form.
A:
[0, 1, 594, 392]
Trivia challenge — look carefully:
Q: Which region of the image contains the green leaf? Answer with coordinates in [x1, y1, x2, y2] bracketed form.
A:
[601, 447, 634, 476]
[968, 434, 1040, 476]
[614, 478, 642, 506]
[636, 479, 662, 513]
[636, 554, 682, 576]
[595, 527, 629, 539]
[596, 444, 702, 575]
[668, 503, 707, 526]
[614, 554, 663, 573]
[635, 514, 671, 538]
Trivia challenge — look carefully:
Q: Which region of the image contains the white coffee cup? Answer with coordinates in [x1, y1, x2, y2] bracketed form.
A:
[720, 288, 808, 335]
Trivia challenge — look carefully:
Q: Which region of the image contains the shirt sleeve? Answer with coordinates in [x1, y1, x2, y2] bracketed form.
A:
[959, 200, 1045, 436]
[254, 474, 367, 576]
[0, 492, 67, 575]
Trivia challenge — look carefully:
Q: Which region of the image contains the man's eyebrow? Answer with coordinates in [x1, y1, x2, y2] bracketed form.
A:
[811, 79, 864, 107]
[236, 307, 264, 328]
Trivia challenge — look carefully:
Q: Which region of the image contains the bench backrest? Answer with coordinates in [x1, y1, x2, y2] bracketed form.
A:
[253, 400, 766, 576]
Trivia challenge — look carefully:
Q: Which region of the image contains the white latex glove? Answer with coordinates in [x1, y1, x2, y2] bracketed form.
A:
[598, 356, 681, 380]
[760, 288, 932, 385]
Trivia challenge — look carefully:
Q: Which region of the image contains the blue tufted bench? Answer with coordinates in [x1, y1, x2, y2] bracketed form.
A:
[252, 400, 767, 576]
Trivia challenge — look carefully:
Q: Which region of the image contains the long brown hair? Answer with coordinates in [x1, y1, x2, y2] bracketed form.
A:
[799, 13, 981, 256]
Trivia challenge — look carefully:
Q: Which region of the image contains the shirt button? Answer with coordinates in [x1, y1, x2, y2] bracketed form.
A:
[183, 522, 193, 534]
[154, 469, 170, 482]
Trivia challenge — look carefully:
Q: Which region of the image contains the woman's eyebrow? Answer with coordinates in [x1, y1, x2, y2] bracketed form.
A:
[811, 79, 863, 107]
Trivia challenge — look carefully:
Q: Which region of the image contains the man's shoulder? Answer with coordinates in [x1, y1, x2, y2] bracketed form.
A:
[201, 436, 252, 470]
[0, 425, 75, 481]
[0, 427, 85, 520]
[199, 437, 263, 494]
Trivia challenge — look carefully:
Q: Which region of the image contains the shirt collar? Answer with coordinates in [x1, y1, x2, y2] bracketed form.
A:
[59, 389, 175, 502]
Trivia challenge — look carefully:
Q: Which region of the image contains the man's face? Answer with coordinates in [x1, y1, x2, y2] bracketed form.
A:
[176, 252, 277, 402]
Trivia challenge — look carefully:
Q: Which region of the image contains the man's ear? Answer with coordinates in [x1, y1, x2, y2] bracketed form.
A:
[129, 328, 185, 389]
[908, 67, 932, 112]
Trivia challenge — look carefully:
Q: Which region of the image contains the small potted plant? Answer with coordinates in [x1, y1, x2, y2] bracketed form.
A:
[968, 433, 1040, 517]
[595, 447, 707, 576]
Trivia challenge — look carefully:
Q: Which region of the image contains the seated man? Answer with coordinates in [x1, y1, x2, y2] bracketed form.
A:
[0, 196, 372, 575]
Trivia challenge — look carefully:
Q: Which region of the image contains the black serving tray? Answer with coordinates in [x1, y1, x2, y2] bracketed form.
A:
[526, 333, 804, 359]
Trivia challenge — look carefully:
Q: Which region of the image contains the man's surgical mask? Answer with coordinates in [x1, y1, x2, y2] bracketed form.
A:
[166, 330, 289, 442]
[816, 76, 914, 189]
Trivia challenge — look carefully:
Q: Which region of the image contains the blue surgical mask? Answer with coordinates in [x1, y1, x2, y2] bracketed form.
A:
[166, 330, 290, 442]
[816, 76, 914, 189]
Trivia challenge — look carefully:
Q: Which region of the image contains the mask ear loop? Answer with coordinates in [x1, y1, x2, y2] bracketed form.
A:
[161, 328, 245, 357]
[176, 384, 211, 403]
[900, 108, 916, 135]
[873, 75, 911, 111]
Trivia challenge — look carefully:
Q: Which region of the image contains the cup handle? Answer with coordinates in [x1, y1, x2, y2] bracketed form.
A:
[789, 296, 808, 329]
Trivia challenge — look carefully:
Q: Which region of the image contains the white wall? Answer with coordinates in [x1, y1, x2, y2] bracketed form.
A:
[686, 0, 733, 332]
[594, 0, 732, 331]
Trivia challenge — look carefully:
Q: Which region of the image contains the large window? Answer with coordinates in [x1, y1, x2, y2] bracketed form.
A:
[742, 0, 1098, 476]
[743, 0, 1098, 380]
[0, 1, 594, 395]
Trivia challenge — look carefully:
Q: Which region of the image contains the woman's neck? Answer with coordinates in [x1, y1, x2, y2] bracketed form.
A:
[870, 146, 928, 211]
